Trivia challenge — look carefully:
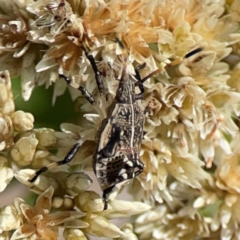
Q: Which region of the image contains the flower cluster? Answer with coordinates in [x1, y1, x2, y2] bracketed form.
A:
[1, 0, 240, 239]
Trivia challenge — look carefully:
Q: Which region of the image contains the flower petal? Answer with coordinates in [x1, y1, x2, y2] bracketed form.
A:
[10, 224, 35, 240]
[35, 186, 54, 212]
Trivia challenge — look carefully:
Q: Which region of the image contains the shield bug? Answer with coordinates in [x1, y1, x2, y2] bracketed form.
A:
[29, 41, 202, 210]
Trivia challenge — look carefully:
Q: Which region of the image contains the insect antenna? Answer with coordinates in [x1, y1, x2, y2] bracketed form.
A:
[185, 47, 203, 58]
[116, 38, 129, 82]
[140, 47, 203, 83]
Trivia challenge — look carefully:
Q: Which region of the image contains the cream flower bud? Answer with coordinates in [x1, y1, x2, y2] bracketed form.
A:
[14, 169, 36, 187]
[30, 150, 52, 169]
[105, 200, 151, 218]
[0, 71, 11, 89]
[84, 213, 125, 238]
[11, 110, 34, 132]
[11, 135, 38, 166]
[52, 196, 64, 208]
[75, 191, 104, 212]
[2, 99, 15, 115]
[225, 194, 238, 207]
[63, 229, 88, 240]
[0, 84, 8, 107]
[65, 173, 92, 196]
[0, 155, 13, 192]
[32, 176, 59, 194]
[63, 197, 74, 209]
[0, 115, 13, 142]
[35, 129, 57, 147]
[0, 115, 13, 151]
[15, 169, 59, 194]
[0, 205, 21, 232]
[116, 224, 138, 240]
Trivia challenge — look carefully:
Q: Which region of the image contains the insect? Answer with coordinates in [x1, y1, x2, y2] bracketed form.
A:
[34, 0, 72, 33]
[29, 40, 202, 210]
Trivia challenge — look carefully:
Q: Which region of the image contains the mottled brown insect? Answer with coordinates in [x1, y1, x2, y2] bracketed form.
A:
[29, 41, 202, 210]
[94, 59, 145, 209]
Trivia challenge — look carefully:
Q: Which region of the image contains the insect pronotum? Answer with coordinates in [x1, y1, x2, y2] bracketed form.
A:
[29, 41, 202, 210]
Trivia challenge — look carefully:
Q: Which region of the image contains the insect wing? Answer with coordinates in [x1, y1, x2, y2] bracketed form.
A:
[94, 101, 145, 191]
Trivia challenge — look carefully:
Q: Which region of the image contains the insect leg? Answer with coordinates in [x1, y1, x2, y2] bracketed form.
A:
[102, 185, 116, 210]
[59, 68, 96, 105]
[81, 46, 105, 96]
[29, 142, 82, 183]
[134, 64, 146, 100]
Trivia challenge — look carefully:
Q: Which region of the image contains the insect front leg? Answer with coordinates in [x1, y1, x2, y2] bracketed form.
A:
[58, 46, 105, 104]
[59, 68, 96, 105]
[29, 141, 82, 183]
[81, 46, 105, 96]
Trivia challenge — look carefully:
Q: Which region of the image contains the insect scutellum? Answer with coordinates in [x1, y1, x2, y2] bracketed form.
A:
[29, 40, 202, 210]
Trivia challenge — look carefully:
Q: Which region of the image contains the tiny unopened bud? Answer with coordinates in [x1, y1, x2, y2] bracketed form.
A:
[0, 71, 11, 89]
[2, 99, 15, 115]
[35, 129, 57, 147]
[225, 194, 238, 207]
[108, 200, 151, 217]
[84, 213, 125, 238]
[75, 191, 104, 212]
[63, 229, 88, 240]
[15, 169, 59, 193]
[0, 155, 13, 192]
[116, 224, 138, 240]
[0, 84, 8, 107]
[0, 115, 13, 141]
[34, 150, 50, 159]
[14, 169, 36, 187]
[0, 205, 21, 232]
[63, 197, 74, 209]
[11, 135, 38, 166]
[30, 149, 52, 168]
[52, 196, 64, 208]
[66, 173, 92, 196]
[11, 110, 34, 132]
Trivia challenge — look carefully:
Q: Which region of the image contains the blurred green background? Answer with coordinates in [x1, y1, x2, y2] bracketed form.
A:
[0, 77, 81, 206]
[12, 77, 79, 130]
